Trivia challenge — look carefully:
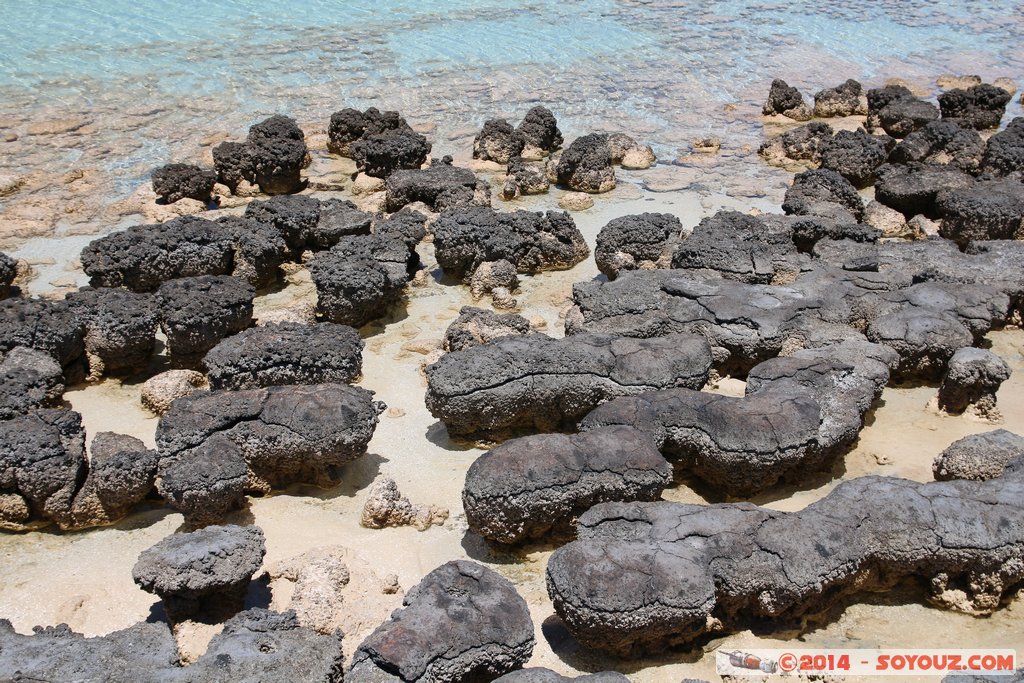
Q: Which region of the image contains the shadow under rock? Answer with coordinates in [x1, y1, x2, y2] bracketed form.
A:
[460, 528, 564, 566]
[425, 420, 481, 452]
[281, 451, 386, 501]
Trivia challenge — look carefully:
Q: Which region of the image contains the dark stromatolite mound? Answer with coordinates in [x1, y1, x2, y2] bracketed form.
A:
[758, 121, 834, 165]
[595, 212, 682, 280]
[205, 321, 363, 390]
[934, 430, 1024, 481]
[938, 83, 1012, 129]
[244, 193, 321, 253]
[0, 297, 85, 382]
[213, 140, 254, 191]
[432, 206, 589, 280]
[311, 198, 373, 249]
[819, 129, 888, 187]
[495, 670, 630, 683]
[981, 116, 1024, 177]
[384, 157, 490, 212]
[373, 207, 428, 247]
[151, 163, 216, 204]
[813, 79, 865, 117]
[463, 426, 671, 544]
[782, 168, 864, 220]
[157, 432, 249, 527]
[246, 114, 308, 194]
[443, 306, 532, 352]
[308, 233, 418, 328]
[670, 210, 804, 284]
[328, 106, 412, 156]
[0, 410, 156, 531]
[762, 78, 809, 118]
[0, 619, 179, 683]
[133, 524, 266, 622]
[937, 179, 1024, 246]
[889, 120, 985, 174]
[349, 560, 534, 683]
[937, 347, 1010, 416]
[547, 462, 1024, 656]
[517, 105, 563, 155]
[551, 133, 615, 193]
[0, 251, 15, 299]
[158, 383, 383, 505]
[156, 275, 254, 367]
[66, 287, 160, 375]
[503, 156, 550, 199]
[874, 162, 975, 218]
[877, 97, 940, 138]
[0, 347, 64, 419]
[351, 129, 431, 179]
[425, 332, 712, 439]
[865, 83, 913, 131]
[474, 118, 526, 164]
[216, 215, 291, 289]
[81, 216, 234, 291]
[579, 341, 895, 495]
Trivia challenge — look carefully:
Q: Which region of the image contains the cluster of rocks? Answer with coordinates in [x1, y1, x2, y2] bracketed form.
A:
[360, 477, 448, 531]
[474, 106, 564, 164]
[213, 114, 310, 195]
[543, 132, 655, 194]
[384, 155, 491, 213]
[328, 106, 432, 179]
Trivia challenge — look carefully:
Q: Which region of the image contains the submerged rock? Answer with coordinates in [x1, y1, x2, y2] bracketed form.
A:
[349, 560, 534, 683]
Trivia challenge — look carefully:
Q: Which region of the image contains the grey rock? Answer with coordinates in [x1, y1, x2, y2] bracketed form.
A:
[133, 524, 266, 621]
[246, 114, 308, 194]
[213, 140, 255, 191]
[937, 179, 1024, 246]
[312, 198, 373, 249]
[782, 168, 864, 220]
[934, 429, 1024, 481]
[425, 332, 712, 439]
[351, 129, 431, 179]
[813, 78, 865, 117]
[156, 275, 255, 367]
[595, 212, 682, 279]
[874, 162, 975, 218]
[65, 431, 158, 530]
[0, 297, 85, 382]
[503, 157, 550, 199]
[66, 287, 160, 375]
[329, 106, 411, 157]
[474, 118, 526, 164]
[938, 347, 1011, 415]
[516, 106, 563, 154]
[938, 84, 1012, 129]
[762, 78, 806, 116]
[243, 194, 321, 253]
[0, 251, 15, 299]
[151, 163, 216, 204]
[865, 84, 913, 131]
[878, 97, 940, 138]
[981, 116, 1024, 177]
[463, 426, 671, 544]
[889, 120, 985, 174]
[552, 134, 615, 193]
[442, 306, 532, 352]
[433, 206, 589, 280]
[758, 121, 835, 166]
[0, 346, 64, 419]
[349, 560, 534, 683]
[216, 214, 290, 288]
[385, 157, 489, 212]
[205, 321, 363, 390]
[819, 129, 888, 187]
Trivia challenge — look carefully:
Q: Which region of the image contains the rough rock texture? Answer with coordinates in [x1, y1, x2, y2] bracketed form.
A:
[373, 208, 428, 247]
[351, 129, 431, 179]
[516, 106, 563, 156]
[782, 168, 864, 220]
[432, 206, 589, 280]
[580, 341, 896, 494]
[0, 619, 179, 683]
[934, 430, 1024, 481]
[328, 106, 412, 157]
[503, 157, 550, 199]
[937, 347, 1011, 417]
[312, 198, 374, 249]
[813, 79, 865, 117]
[141, 369, 209, 415]
[474, 118, 526, 164]
[385, 157, 490, 212]
[205, 322, 363, 390]
[463, 426, 671, 544]
[878, 97, 940, 138]
[81, 216, 234, 291]
[425, 332, 712, 439]
[349, 560, 534, 683]
[360, 477, 448, 531]
[595, 212, 682, 280]
[0, 410, 156, 531]
[762, 78, 810, 119]
[865, 84, 913, 131]
[874, 163, 975, 218]
[66, 287, 160, 376]
[981, 117, 1024, 177]
[213, 140, 255, 191]
[243, 194, 321, 253]
[0, 346, 64, 419]
[938, 84, 1012, 129]
[156, 275, 255, 366]
[246, 114, 308, 194]
[151, 163, 217, 204]
[157, 384, 383, 523]
[0, 251, 15, 299]
[758, 121, 834, 166]
[552, 134, 615, 193]
[308, 234, 418, 328]
[0, 297, 85, 382]
[547, 460, 1024, 656]
[469, 259, 520, 302]
[889, 120, 986, 174]
[442, 307, 531, 352]
[133, 524, 266, 621]
[819, 129, 887, 187]
[495, 670, 630, 683]
[216, 214, 290, 288]
[937, 179, 1024, 245]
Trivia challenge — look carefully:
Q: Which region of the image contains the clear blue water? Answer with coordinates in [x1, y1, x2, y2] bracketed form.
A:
[0, 1, 1021, 192]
